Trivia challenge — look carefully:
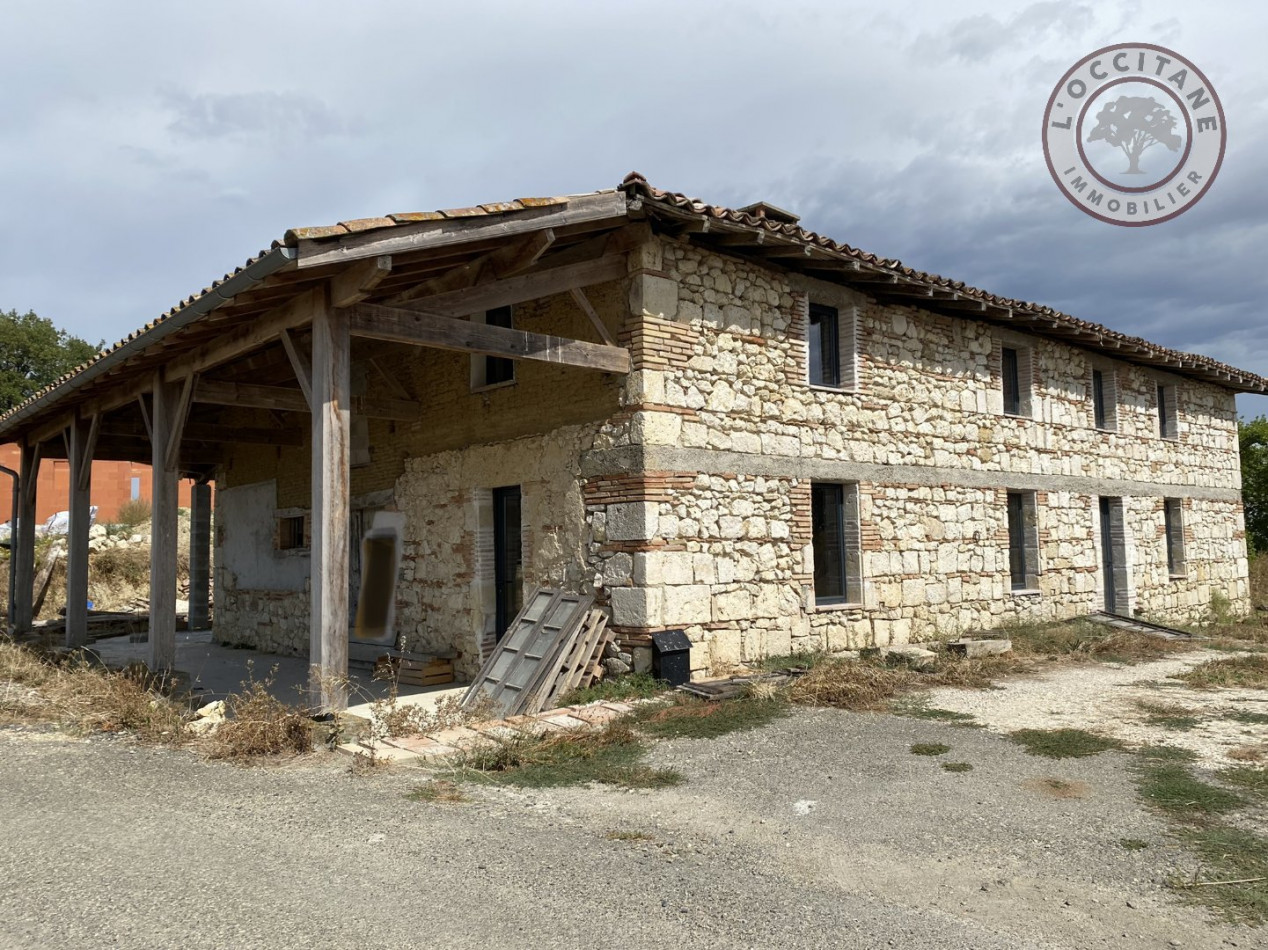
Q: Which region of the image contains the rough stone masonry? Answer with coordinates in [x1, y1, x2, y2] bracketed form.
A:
[214, 223, 1249, 681]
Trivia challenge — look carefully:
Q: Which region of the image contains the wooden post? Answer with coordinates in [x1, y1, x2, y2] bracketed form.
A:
[65, 417, 94, 648]
[188, 482, 212, 631]
[148, 376, 181, 672]
[310, 291, 350, 711]
[13, 441, 40, 633]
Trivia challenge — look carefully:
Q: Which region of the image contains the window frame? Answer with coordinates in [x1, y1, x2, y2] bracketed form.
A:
[276, 513, 307, 552]
[1164, 497, 1186, 578]
[999, 341, 1034, 418]
[808, 303, 841, 388]
[811, 481, 862, 607]
[1005, 490, 1040, 593]
[471, 305, 516, 391]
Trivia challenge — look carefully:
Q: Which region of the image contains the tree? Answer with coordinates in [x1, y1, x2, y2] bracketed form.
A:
[1240, 416, 1268, 555]
[0, 309, 102, 412]
[1086, 96, 1182, 175]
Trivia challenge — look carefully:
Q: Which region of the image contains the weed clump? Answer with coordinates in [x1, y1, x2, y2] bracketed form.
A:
[207, 677, 312, 760]
[1172, 654, 1268, 690]
[560, 672, 665, 706]
[942, 762, 974, 773]
[628, 695, 788, 740]
[910, 742, 951, 756]
[1008, 728, 1124, 759]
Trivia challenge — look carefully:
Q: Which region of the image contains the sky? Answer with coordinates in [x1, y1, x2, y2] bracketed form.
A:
[3, 0, 1266, 416]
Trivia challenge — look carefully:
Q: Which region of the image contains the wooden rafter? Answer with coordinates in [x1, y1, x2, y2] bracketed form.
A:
[345, 302, 629, 374]
[384, 229, 556, 306]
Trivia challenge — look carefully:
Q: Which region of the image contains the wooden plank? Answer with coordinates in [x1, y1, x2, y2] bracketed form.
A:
[194, 378, 421, 420]
[347, 302, 630, 375]
[295, 191, 627, 269]
[65, 415, 93, 648]
[384, 229, 555, 306]
[13, 441, 40, 633]
[397, 253, 627, 318]
[309, 292, 351, 713]
[330, 255, 392, 308]
[163, 373, 197, 473]
[136, 394, 153, 441]
[279, 328, 313, 408]
[148, 374, 181, 672]
[568, 288, 616, 346]
[101, 423, 303, 446]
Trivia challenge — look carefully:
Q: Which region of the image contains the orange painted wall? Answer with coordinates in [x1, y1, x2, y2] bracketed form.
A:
[0, 443, 196, 524]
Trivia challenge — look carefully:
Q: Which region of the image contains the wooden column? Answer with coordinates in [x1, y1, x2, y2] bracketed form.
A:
[310, 293, 350, 711]
[188, 482, 212, 631]
[148, 376, 183, 672]
[13, 441, 39, 633]
[65, 415, 96, 648]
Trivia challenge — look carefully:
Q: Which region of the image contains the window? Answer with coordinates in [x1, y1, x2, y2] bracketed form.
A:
[1001, 345, 1033, 417]
[807, 301, 857, 390]
[1090, 366, 1117, 431]
[130, 476, 141, 501]
[1006, 491, 1039, 591]
[472, 305, 515, 389]
[1157, 383, 1178, 439]
[277, 515, 306, 551]
[492, 485, 523, 640]
[808, 304, 839, 387]
[1164, 498, 1186, 577]
[811, 482, 861, 605]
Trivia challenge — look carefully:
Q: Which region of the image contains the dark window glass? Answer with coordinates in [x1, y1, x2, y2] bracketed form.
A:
[1164, 500, 1182, 575]
[1002, 347, 1020, 415]
[812, 483, 848, 604]
[492, 485, 522, 640]
[1092, 369, 1107, 429]
[485, 305, 514, 385]
[278, 515, 305, 550]
[808, 303, 840, 387]
[1157, 384, 1167, 436]
[1007, 492, 1027, 590]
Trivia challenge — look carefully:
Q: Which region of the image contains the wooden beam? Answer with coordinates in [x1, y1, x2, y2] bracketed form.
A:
[65, 416, 93, 648]
[13, 441, 40, 633]
[101, 423, 303, 446]
[294, 191, 627, 269]
[188, 483, 212, 632]
[148, 374, 181, 672]
[568, 287, 617, 347]
[365, 356, 412, 401]
[397, 253, 627, 318]
[136, 395, 153, 441]
[279, 328, 313, 408]
[384, 230, 556, 306]
[346, 302, 630, 375]
[330, 255, 392, 308]
[310, 292, 350, 712]
[163, 373, 197, 473]
[76, 413, 100, 493]
[194, 378, 421, 420]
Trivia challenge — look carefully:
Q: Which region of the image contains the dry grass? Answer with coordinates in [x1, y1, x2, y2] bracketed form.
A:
[788, 652, 1026, 711]
[1228, 744, 1268, 763]
[205, 676, 313, 760]
[1007, 620, 1196, 663]
[406, 780, 468, 804]
[0, 639, 188, 741]
[1171, 654, 1268, 690]
[1024, 777, 1091, 799]
[368, 689, 499, 740]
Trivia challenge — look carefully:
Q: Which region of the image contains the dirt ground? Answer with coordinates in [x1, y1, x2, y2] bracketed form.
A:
[1, 658, 1262, 950]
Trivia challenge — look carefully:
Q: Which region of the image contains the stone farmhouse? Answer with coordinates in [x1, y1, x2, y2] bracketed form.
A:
[0, 173, 1261, 709]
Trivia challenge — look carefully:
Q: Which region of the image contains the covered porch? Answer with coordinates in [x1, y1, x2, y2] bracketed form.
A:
[0, 189, 638, 710]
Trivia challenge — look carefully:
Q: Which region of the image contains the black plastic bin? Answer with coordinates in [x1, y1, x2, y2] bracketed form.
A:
[651, 630, 692, 686]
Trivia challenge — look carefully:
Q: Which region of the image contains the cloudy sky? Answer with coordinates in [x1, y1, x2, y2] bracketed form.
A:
[4, 0, 1266, 415]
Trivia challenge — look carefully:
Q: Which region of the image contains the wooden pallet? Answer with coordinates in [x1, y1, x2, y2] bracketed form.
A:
[374, 655, 455, 687]
[536, 609, 612, 713]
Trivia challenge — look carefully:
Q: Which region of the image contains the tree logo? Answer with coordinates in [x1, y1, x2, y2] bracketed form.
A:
[1042, 44, 1226, 226]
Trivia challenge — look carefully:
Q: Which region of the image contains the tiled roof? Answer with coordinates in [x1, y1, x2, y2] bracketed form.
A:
[618, 172, 1268, 394]
[1, 174, 1264, 438]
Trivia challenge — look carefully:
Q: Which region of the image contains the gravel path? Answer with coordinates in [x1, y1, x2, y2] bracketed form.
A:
[923, 650, 1268, 767]
[0, 703, 1255, 950]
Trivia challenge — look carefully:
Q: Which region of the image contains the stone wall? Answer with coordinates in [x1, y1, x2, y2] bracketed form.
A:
[582, 235, 1249, 674]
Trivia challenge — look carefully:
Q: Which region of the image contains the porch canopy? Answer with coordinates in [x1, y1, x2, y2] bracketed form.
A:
[0, 188, 640, 711]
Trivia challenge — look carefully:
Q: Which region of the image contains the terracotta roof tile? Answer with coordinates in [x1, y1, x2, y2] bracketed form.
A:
[337, 216, 396, 233]
[388, 211, 446, 223]
[439, 205, 487, 218]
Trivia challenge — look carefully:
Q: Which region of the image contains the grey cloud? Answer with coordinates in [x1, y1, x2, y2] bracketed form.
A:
[913, 2, 1094, 63]
[159, 88, 357, 143]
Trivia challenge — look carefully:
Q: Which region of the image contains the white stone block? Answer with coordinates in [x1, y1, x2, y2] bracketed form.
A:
[611, 587, 663, 627]
[663, 585, 712, 624]
[607, 502, 659, 542]
[714, 589, 753, 621]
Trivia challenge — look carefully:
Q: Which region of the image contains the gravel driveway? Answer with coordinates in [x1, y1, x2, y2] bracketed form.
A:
[0, 701, 1253, 950]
